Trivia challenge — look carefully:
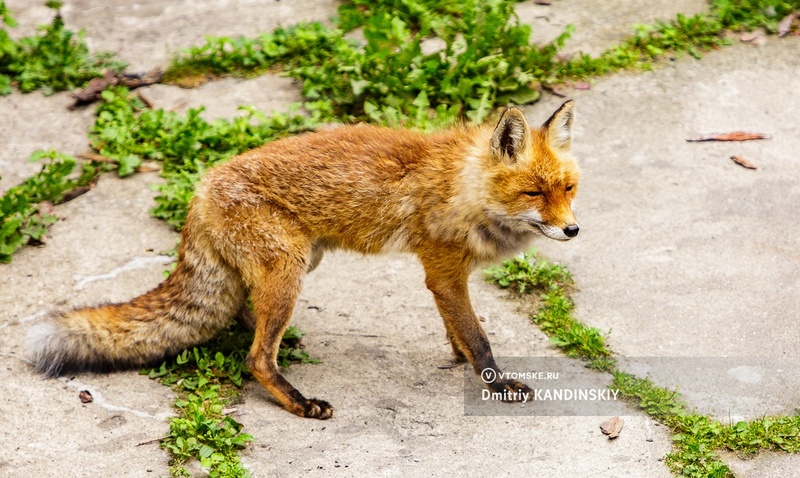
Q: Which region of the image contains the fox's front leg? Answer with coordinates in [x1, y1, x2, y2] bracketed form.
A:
[417, 247, 533, 400]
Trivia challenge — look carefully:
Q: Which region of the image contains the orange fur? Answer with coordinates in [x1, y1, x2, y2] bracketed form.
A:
[28, 101, 580, 419]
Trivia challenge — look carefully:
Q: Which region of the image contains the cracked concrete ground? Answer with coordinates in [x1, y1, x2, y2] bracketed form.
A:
[1, 0, 798, 476]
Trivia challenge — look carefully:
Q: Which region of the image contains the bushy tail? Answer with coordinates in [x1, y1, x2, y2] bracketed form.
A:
[27, 225, 246, 377]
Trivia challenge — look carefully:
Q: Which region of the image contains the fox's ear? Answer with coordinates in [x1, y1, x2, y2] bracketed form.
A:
[542, 100, 575, 151]
[491, 107, 531, 165]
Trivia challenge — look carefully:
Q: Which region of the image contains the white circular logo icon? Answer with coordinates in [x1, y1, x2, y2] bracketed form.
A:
[481, 368, 496, 384]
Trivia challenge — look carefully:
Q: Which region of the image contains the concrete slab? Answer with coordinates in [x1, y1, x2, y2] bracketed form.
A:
[231, 252, 674, 477]
[0, 90, 96, 194]
[138, 75, 304, 121]
[0, 173, 176, 477]
[2, 0, 800, 476]
[721, 451, 800, 478]
[4, 0, 341, 72]
[529, 36, 800, 369]
[520, 0, 709, 57]
[524, 35, 800, 475]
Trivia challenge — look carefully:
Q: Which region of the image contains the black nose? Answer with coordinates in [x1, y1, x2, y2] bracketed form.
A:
[563, 224, 580, 238]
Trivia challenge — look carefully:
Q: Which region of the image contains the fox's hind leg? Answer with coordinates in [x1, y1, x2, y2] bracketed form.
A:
[212, 207, 332, 419]
[245, 257, 332, 419]
[235, 242, 324, 332]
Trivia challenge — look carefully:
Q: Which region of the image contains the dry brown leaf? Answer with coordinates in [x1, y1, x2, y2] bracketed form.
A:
[777, 12, 798, 37]
[600, 416, 624, 439]
[71, 68, 163, 107]
[740, 30, 767, 45]
[543, 84, 568, 98]
[730, 155, 758, 170]
[740, 32, 757, 42]
[137, 91, 155, 109]
[686, 131, 771, 142]
[136, 162, 162, 173]
[118, 68, 163, 89]
[79, 390, 93, 403]
[71, 70, 118, 104]
[61, 185, 93, 203]
[77, 152, 115, 163]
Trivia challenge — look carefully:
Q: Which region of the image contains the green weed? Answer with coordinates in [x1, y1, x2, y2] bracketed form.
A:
[164, 22, 347, 86]
[143, 322, 318, 477]
[164, 388, 252, 478]
[165, 0, 574, 125]
[563, 13, 729, 79]
[712, 0, 800, 31]
[0, 149, 97, 262]
[612, 370, 800, 477]
[484, 249, 573, 294]
[485, 250, 611, 362]
[0, 1, 125, 95]
[295, 0, 563, 124]
[0, 1, 16, 94]
[162, 0, 800, 126]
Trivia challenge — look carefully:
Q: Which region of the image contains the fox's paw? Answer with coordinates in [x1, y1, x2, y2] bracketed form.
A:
[488, 379, 534, 403]
[300, 398, 334, 419]
[437, 358, 467, 370]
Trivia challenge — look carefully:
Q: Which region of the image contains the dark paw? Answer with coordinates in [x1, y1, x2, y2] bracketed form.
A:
[488, 379, 534, 402]
[451, 349, 468, 363]
[438, 356, 468, 370]
[445, 331, 468, 364]
[302, 398, 334, 419]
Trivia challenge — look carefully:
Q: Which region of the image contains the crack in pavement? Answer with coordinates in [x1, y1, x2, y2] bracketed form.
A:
[59, 377, 175, 421]
[73, 255, 174, 290]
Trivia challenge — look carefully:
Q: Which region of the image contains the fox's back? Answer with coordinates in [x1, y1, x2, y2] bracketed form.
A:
[195, 125, 472, 253]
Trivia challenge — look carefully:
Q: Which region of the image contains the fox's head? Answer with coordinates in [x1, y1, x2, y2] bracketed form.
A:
[484, 101, 580, 242]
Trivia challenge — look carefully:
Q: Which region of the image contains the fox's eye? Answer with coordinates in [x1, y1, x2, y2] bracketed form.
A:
[523, 191, 542, 197]
[565, 185, 574, 192]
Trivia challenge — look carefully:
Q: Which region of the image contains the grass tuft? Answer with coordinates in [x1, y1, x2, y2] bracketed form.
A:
[142, 322, 318, 477]
[485, 250, 612, 363]
[0, 149, 96, 262]
[0, 1, 125, 95]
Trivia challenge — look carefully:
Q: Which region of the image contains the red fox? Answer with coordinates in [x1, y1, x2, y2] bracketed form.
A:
[28, 101, 579, 419]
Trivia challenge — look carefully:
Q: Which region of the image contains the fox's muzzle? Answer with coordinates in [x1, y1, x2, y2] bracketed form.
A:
[535, 222, 580, 241]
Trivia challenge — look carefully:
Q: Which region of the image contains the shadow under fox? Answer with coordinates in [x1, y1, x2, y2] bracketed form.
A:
[28, 101, 580, 419]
